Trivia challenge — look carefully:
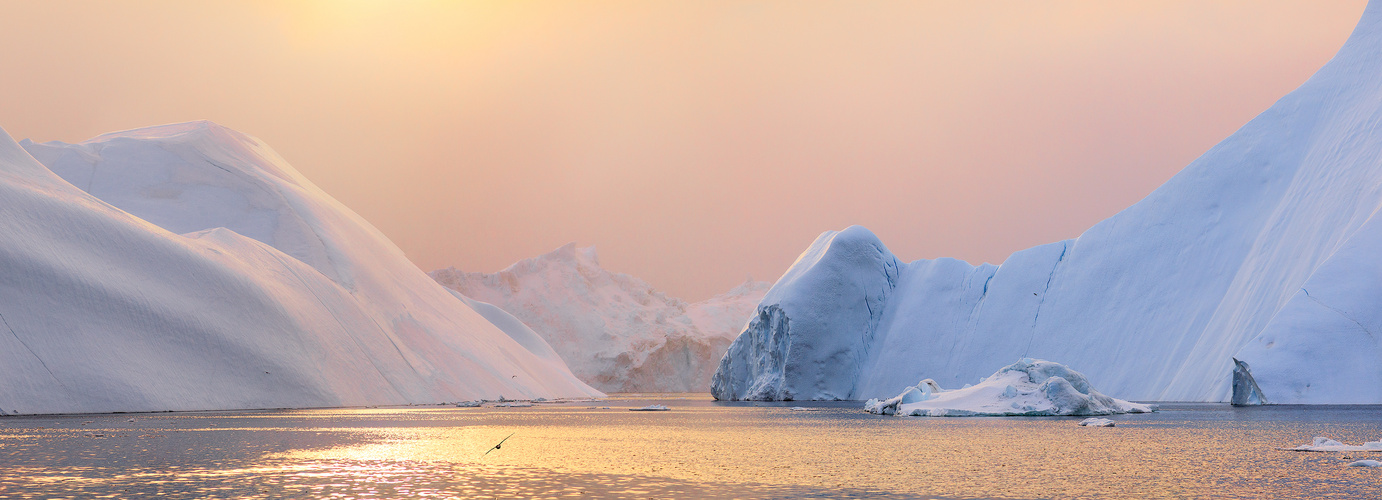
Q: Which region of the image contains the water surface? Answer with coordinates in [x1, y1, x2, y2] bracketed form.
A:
[1, 394, 1379, 499]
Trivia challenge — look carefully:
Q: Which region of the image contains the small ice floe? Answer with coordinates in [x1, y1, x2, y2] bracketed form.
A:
[1079, 418, 1116, 427]
[1282, 437, 1382, 452]
[1349, 460, 1382, 467]
[455, 401, 483, 408]
[630, 404, 670, 411]
[494, 402, 534, 408]
[789, 407, 815, 411]
[864, 359, 1154, 417]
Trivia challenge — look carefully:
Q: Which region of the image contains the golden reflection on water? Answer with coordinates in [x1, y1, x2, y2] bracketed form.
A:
[2, 395, 1382, 499]
[269, 397, 1382, 498]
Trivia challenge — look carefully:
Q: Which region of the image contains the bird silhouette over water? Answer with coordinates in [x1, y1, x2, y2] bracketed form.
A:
[482, 432, 515, 457]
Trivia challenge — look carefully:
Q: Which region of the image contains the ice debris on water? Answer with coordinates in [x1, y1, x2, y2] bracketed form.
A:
[865, 359, 1154, 417]
[1283, 437, 1382, 452]
[630, 405, 670, 411]
[455, 401, 483, 408]
[1349, 460, 1382, 467]
[1079, 418, 1116, 427]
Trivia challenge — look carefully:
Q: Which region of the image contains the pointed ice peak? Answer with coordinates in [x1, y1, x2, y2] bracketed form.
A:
[711, 277, 772, 301]
[535, 242, 600, 267]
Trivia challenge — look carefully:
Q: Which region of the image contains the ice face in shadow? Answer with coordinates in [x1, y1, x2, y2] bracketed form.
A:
[0, 122, 600, 415]
[714, 1, 1382, 404]
[712, 226, 899, 401]
[432, 244, 769, 392]
[863, 359, 1153, 417]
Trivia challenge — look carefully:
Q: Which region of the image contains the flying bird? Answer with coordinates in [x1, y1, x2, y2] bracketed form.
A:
[482, 432, 515, 457]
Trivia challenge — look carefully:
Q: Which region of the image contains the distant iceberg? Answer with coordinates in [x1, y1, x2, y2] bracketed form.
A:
[714, 2, 1382, 404]
[864, 360, 1152, 417]
[433, 245, 768, 392]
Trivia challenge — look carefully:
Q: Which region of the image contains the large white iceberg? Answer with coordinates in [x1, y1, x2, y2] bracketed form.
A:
[0, 121, 601, 415]
[432, 245, 768, 392]
[714, 2, 1382, 404]
[864, 359, 1153, 417]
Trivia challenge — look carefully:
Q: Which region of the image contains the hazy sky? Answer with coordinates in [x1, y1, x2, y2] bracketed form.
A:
[0, 1, 1367, 300]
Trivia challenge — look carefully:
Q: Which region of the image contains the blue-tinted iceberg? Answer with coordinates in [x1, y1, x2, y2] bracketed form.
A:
[715, 2, 1382, 404]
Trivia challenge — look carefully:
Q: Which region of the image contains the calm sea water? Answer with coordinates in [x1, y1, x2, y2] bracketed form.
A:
[1, 394, 1380, 499]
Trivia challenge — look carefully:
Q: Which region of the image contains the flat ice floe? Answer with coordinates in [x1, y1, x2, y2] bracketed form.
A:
[864, 359, 1154, 417]
[1283, 437, 1382, 452]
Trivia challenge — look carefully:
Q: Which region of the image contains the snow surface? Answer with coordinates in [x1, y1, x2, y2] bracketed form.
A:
[714, 3, 1382, 404]
[863, 359, 1152, 417]
[1, 121, 601, 415]
[432, 245, 768, 392]
[1284, 437, 1382, 452]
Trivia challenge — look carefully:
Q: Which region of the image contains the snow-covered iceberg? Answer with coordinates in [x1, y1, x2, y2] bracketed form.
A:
[0, 121, 601, 415]
[864, 359, 1152, 417]
[432, 245, 768, 392]
[714, 2, 1382, 404]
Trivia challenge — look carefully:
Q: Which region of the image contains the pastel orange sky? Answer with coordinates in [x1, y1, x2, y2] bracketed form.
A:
[0, 1, 1366, 300]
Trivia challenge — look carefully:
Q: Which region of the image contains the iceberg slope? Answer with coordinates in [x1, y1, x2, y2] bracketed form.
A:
[0, 122, 599, 415]
[432, 244, 769, 392]
[714, 2, 1382, 404]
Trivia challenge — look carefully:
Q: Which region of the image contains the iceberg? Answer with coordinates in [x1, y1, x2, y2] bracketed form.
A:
[433, 245, 768, 392]
[1283, 437, 1382, 452]
[714, 2, 1382, 404]
[863, 359, 1152, 417]
[0, 121, 601, 415]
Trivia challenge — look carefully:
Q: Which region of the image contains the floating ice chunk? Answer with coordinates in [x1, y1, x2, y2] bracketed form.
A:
[865, 359, 1154, 417]
[1284, 437, 1382, 452]
[1349, 460, 1382, 467]
[455, 401, 483, 408]
[864, 379, 946, 415]
[494, 402, 534, 408]
[630, 405, 670, 411]
[789, 407, 815, 411]
[1079, 418, 1116, 427]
